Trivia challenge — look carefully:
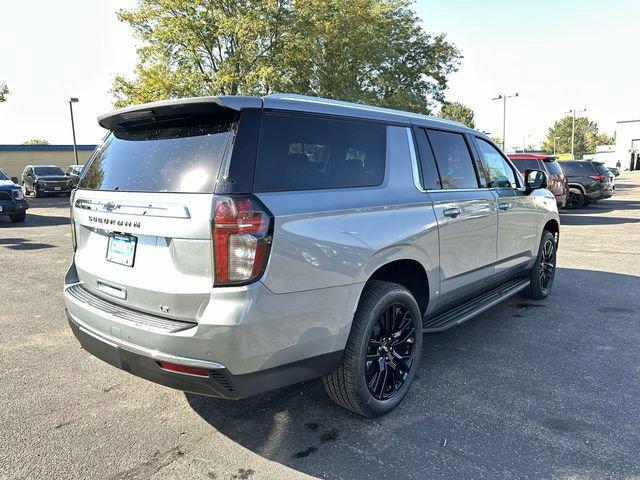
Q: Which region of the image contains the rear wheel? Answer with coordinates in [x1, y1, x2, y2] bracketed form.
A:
[522, 230, 557, 300]
[565, 190, 584, 209]
[10, 212, 26, 223]
[323, 280, 422, 417]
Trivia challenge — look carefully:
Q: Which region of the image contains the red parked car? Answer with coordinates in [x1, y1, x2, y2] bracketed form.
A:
[508, 154, 568, 208]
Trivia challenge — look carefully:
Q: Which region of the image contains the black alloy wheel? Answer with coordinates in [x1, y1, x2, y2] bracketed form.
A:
[539, 238, 555, 294]
[324, 280, 422, 417]
[522, 230, 557, 300]
[365, 304, 417, 400]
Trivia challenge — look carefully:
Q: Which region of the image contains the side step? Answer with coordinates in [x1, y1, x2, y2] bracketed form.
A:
[423, 278, 530, 333]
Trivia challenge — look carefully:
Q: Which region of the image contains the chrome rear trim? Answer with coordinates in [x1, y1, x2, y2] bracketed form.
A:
[65, 283, 196, 334]
[75, 198, 191, 219]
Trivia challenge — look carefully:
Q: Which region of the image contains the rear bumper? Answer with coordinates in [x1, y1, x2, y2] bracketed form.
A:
[63, 261, 355, 398]
[66, 308, 342, 399]
[0, 199, 28, 216]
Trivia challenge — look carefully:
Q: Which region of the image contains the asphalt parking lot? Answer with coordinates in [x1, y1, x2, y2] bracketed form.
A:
[1, 174, 640, 480]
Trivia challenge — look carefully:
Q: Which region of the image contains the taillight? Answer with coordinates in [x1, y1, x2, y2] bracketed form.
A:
[589, 174, 605, 181]
[69, 189, 77, 251]
[212, 195, 273, 286]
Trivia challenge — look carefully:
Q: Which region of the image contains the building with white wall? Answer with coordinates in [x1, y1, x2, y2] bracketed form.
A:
[615, 119, 640, 170]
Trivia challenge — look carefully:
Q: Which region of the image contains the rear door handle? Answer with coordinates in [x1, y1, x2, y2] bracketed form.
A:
[498, 202, 510, 211]
[443, 207, 462, 218]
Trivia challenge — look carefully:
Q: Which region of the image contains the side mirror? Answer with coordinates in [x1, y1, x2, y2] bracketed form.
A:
[524, 169, 548, 193]
[11, 176, 19, 184]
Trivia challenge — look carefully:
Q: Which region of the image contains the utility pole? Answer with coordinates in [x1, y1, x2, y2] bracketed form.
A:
[565, 108, 586, 159]
[69, 97, 79, 165]
[492, 93, 519, 151]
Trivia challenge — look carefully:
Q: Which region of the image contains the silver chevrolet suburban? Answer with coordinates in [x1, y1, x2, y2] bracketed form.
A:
[64, 94, 559, 417]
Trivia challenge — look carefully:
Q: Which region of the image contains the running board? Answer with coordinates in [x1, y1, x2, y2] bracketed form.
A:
[423, 278, 530, 333]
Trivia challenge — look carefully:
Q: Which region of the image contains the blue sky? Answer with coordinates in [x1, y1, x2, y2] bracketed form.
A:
[1, 0, 638, 151]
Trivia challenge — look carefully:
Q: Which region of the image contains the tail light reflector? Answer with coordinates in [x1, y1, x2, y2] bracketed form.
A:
[157, 361, 209, 377]
[589, 174, 605, 181]
[212, 195, 273, 286]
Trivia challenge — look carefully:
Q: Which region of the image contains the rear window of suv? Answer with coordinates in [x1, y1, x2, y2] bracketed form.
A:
[543, 159, 563, 175]
[593, 164, 610, 174]
[510, 159, 541, 173]
[79, 120, 234, 193]
[254, 113, 386, 192]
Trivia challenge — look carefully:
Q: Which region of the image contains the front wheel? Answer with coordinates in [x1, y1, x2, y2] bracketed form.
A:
[323, 280, 422, 417]
[522, 230, 557, 300]
[10, 212, 26, 223]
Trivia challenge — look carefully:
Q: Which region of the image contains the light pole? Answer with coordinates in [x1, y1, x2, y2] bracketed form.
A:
[565, 108, 586, 159]
[491, 93, 519, 151]
[69, 97, 79, 165]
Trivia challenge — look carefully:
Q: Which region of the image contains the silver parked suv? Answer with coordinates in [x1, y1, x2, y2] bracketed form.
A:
[64, 94, 559, 417]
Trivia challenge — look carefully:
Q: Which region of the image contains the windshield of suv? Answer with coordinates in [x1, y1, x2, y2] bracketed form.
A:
[543, 159, 563, 175]
[79, 121, 234, 193]
[34, 166, 65, 176]
[0, 170, 8, 180]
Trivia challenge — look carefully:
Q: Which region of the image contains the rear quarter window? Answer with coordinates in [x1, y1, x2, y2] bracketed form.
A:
[562, 162, 594, 176]
[253, 114, 386, 192]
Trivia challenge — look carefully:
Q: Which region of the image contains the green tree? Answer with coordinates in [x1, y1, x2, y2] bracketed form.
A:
[113, 0, 461, 114]
[0, 83, 8, 102]
[438, 101, 475, 128]
[542, 116, 613, 159]
[22, 139, 50, 145]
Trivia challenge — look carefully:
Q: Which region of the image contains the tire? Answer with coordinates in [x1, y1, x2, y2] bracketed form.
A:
[10, 212, 26, 223]
[323, 280, 423, 417]
[522, 230, 557, 300]
[565, 190, 584, 209]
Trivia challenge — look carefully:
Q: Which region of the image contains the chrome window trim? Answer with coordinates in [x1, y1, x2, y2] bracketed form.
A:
[406, 128, 427, 193]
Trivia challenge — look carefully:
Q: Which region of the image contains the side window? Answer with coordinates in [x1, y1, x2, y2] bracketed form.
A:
[414, 128, 441, 190]
[475, 139, 517, 188]
[254, 114, 386, 192]
[562, 162, 583, 176]
[426, 129, 478, 189]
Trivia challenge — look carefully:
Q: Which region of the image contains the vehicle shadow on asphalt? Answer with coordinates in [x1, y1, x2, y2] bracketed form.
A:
[0, 236, 57, 250]
[559, 215, 640, 226]
[0, 212, 69, 228]
[186, 267, 640, 479]
[23, 195, 72, 209]
[560, 198, 640, 222]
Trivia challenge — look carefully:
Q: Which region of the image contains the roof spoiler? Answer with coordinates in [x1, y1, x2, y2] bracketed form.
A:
[97, 96, 263, 132]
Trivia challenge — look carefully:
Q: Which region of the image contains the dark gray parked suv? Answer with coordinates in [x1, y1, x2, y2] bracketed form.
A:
[64, 95, 560, 417]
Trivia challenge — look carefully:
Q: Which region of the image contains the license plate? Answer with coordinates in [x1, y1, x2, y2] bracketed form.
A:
[106, 234, 137, 267]
[54, 187, 61, 191]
